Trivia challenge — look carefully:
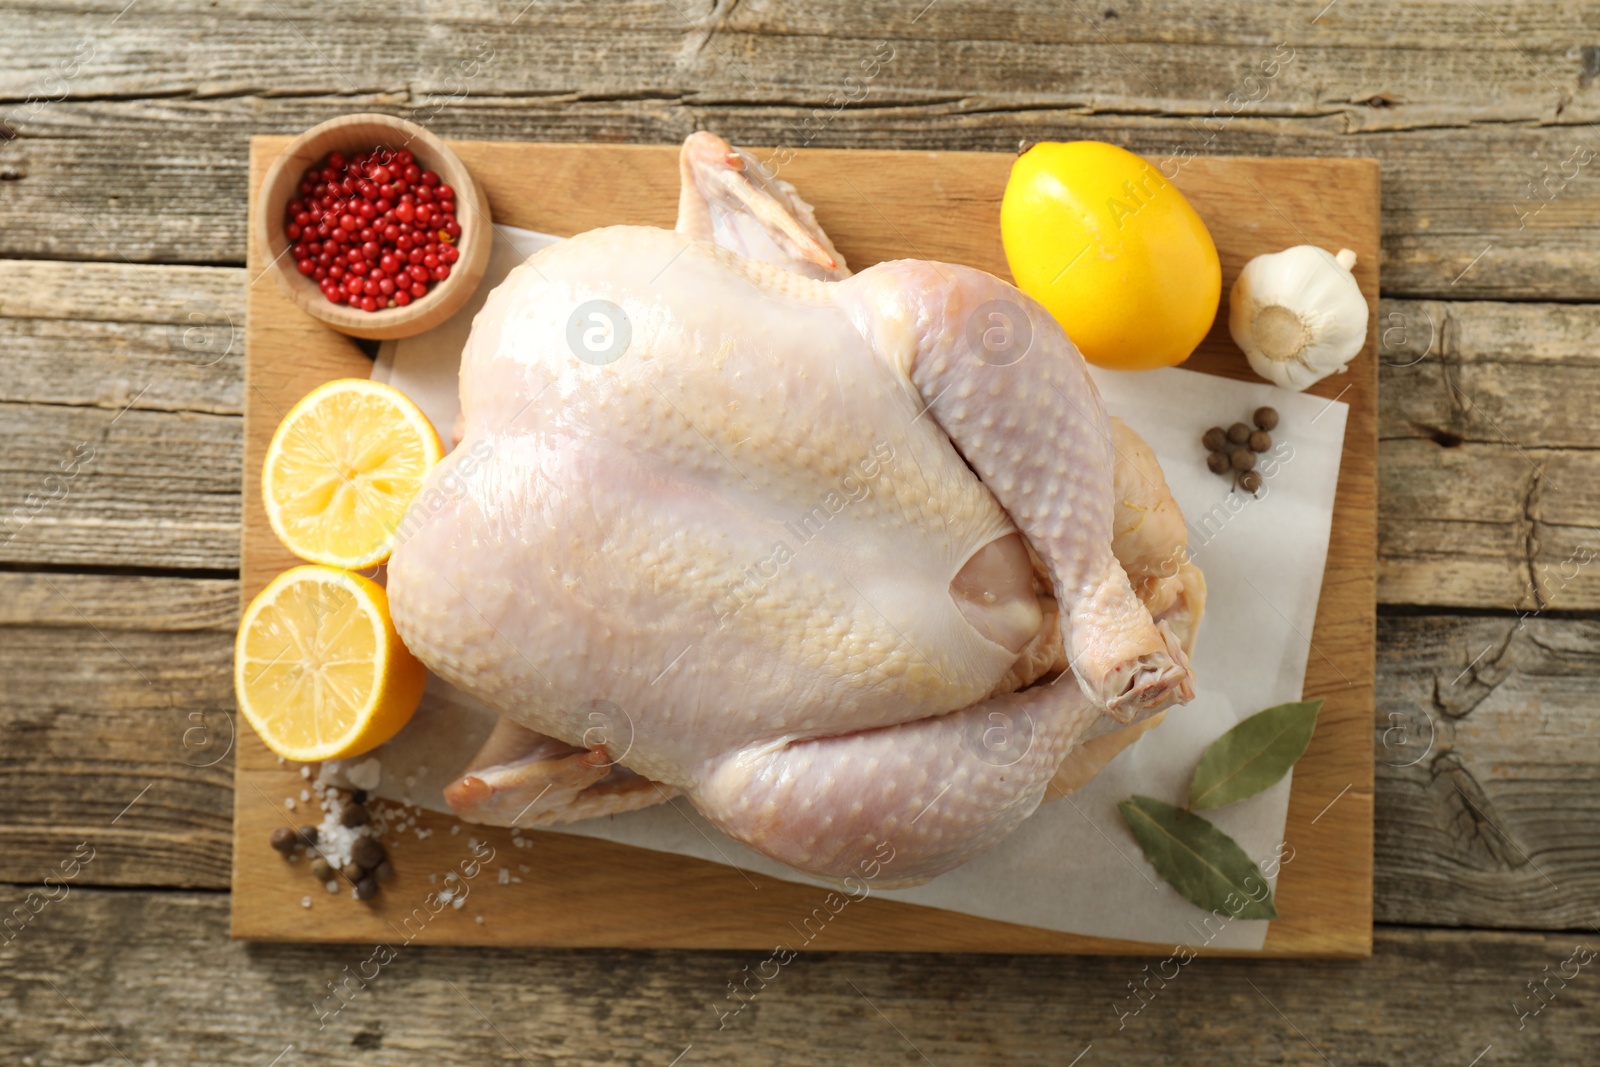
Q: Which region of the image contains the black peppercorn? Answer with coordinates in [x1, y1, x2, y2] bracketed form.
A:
[269, 826, 296, 855]
[351, 836, 385, 870]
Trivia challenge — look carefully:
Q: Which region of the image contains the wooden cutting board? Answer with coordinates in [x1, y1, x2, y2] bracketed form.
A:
[236, 137, 1377, 956]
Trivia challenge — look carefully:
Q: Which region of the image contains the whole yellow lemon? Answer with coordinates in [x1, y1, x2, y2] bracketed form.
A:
[1001, 141, 1221, 371]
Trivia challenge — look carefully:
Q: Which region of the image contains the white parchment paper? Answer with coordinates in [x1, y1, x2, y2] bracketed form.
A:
[366, 225, 1349, 950]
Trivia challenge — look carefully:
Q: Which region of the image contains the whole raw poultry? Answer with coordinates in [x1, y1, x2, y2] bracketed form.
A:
[386, 133, 1204, 887]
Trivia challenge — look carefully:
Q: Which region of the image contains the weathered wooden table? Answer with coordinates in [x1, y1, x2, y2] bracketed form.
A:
[2, 3, 1597, 1063]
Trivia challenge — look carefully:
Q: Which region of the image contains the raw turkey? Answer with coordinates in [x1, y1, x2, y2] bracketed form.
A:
[385, 133, 1203, 888]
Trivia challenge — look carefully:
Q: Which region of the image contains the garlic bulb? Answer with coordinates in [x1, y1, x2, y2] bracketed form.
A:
[1228, 245, 1368, 391]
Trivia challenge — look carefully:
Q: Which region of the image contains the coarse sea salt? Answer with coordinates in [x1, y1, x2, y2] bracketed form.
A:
[345, 757, 383, 792]
[304, 777, 386, 872]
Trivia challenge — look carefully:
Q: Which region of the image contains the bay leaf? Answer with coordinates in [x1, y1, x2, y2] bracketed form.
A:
[1117, 795, 1278, 920]
[1187, 699, 1323, 811]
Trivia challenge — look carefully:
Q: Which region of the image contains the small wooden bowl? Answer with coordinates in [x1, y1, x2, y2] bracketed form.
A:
[254, 113, 493, 340]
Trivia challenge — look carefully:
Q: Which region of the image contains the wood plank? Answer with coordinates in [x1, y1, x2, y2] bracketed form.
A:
[0, 317, 241, 415]
[238, 137, 1376, 954]
[1375, 614, 1600, 931]
[0, 259, 245, 326]
[1378, 298, 1600, 610]
[0, 401, 240, 569]
[0, 260, 244, 570]
[0, 893, 1594, 1065]
[0, 570, 237, 629]
[5, 0, 1597, 122]
[0, 261, 245, 417]
[0, 573, 236, 889]
[0, 97, 1594, 296]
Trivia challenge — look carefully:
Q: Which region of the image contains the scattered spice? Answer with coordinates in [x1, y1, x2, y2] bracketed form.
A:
[1200, 406, 1287, 494]
[266, 771, 396, 905]
[351, 835, 385, 870]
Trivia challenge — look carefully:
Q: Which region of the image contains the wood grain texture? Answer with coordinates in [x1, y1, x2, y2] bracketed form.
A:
[0, 400, 240, 569]
[1374, 614, 1600, 931]
[237, 138, 1376, 955]
[0, 0, 1594, 1057]
[0, 573, 236, 889]
[0, 0, 1597, 295]
[1378, 298, 1600, 611]
[2, 892, 1596, 1066]
[0, 259, 244, 326]
[5, 0, 1598, 116]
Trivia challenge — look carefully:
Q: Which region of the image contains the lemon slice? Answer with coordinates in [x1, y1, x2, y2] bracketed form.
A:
[262, 378, 443, 568]
[235, 565, 426, 762]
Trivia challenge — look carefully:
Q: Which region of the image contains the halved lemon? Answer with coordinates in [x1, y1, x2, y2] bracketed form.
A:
[262, 378, 443, 568]
[235, 565, 426, 762]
